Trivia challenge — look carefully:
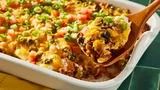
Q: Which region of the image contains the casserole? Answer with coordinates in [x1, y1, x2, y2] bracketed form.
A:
[0, 0, 160, 90]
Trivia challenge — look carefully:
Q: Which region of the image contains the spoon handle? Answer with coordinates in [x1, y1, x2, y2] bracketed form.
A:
[129, 0, 160, 29]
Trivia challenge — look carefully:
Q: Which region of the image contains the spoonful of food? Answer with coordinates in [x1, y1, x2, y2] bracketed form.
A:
[77, 0, 160, 67]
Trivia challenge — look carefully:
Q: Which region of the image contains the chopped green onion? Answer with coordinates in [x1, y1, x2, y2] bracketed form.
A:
[5, 11, 11, 18]
[67, 26, 72, 33]
[60, 12, 68, 19]
[10, 24, 18, 30]
[44, 0, 52, 3]
[37, 13, 49, 21]
[6, 0, 13, 5]
[64, 33, 74, 41]
[31, 30, 42, 37]
[93, 12, 106, 17]
[53, 2, 63, 10]
[54, 20, 61, 28]
[18, 0, 26, 4]
[0, 34, 6, 39]
[17, 35, 27, 42]
[114, 16, 129, 30]
[72, 22, 79, 32]
[45, 30, 52, 35]
[22, 31, 30, 37]
[43, 6, 52, 14]
[41, 0, 53, 6]
[71, 33, 78, 39]
[34, 6, 42, 13]
[120, 22, 128, 30]
[64, 32, 77, 42]
[67, 22, 79, 33]
[104, 16, 113, 24]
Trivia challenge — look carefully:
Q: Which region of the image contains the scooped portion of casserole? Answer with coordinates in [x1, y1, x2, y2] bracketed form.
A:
[78, 16, 131, 63]
[0, 0, 131, 80]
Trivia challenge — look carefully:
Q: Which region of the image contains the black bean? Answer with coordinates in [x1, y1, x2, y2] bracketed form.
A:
[68, 53, 76, 61]
[37, 52, 43, 59]
[105, 39, 109, 44]
[95, 4, 101, 12]
[44, 58, 53, 64]
[27, 39, 35, 45]
[52, 25, 57, 34]
[62, 47, 70, 52]
[101, 31, 110, 40]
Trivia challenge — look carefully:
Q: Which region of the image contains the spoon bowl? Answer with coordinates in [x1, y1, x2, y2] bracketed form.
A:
[77, 0, 160, 67]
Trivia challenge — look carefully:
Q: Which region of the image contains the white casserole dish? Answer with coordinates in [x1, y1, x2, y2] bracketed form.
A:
[0, 0, 160, 90]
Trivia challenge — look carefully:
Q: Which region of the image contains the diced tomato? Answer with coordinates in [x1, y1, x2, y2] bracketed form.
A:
[80, 9, 92, 20]
[36, 0, 40, 2]
[36, 0, 44, 3]
[65, 5, 75, 13]
[78, 14, 88, 20]
[80, 9, 93, 16]
[0, 17, 6, 26]
[16, 18, 24, 23]
[78, 14, 88, 24]
[9, 2, 20, 9]
[8, 18, 17, 25]
[68, 14, 76, 22]
[7, 29, 16, 38]
[0, 6, 6, 12]
[23, 3, 32, 8]
[19, 26, 26, 32]
[52, 10, 60, 17]
[67, 42, 81, 54]
[86, 14, 92, 20]
[28, 51, 37, 64]
[54, 27, 67, 38]
[61, 19, 68, 27]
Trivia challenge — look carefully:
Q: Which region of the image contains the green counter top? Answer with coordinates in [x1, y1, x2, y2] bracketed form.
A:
[118, 0, 160, 90]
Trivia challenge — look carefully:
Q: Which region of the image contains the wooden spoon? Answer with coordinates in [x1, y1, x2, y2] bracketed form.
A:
[77, 0, 160, 67]
[103, 0, 160, 67]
